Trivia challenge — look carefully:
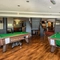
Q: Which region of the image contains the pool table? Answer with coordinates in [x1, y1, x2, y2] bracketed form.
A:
[0, 32, 31, 52]
[48, 32, 60, 52]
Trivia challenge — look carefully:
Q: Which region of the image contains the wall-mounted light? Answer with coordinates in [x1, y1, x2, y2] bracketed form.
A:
[8, 24, 12, 27]
[15, 19, 20, 25]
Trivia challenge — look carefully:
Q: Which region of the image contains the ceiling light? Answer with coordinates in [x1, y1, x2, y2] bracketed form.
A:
[50, 0, 56, 5]
[17, 5, 20, 7]
[49, 6, 51, 9]
[26, 0, 29, 3]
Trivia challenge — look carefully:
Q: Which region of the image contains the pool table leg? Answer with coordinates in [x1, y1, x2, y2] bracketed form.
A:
[3, 44, 6, 52]
[51, 46, 56, 52]
[19, 42, 22, 46]
[25, 38, 29, 43]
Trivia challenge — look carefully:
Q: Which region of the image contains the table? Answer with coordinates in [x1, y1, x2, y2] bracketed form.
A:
[48, 32, 60, 52]
[0, 32, 31, 52]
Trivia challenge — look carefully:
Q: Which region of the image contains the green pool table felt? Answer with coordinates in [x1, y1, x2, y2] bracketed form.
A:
[50, 32, 60, 39]
[50, 32, 60, 46]
[0, 32, 29, 38]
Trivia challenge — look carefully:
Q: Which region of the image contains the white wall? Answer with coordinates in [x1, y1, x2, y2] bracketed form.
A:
[7, 18, 27, 32]
[56, 18, 60, 20]
[32, 18, 40, 30]
[26, 20, 31, 33]
[7, 18, 13, 29]
[47, 18, 55, 22]
[0, 18, 3, 29]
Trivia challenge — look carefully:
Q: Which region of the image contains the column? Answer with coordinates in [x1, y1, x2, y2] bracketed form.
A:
[26, 19, 31, 33]
[3, 17, 7, 33]
[40, 19, 44, 37]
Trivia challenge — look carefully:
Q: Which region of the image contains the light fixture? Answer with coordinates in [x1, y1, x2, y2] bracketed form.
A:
[50, 0, 56, 5]
[17, 5, 20, 7]
[49, 6, 51, 9]
[26, 0, 29, 3]
[29, 18, 30, 21]
[15, 19, 20, 25]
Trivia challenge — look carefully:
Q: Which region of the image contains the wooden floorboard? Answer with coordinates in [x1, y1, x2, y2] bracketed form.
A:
[0, 35, 60, 60]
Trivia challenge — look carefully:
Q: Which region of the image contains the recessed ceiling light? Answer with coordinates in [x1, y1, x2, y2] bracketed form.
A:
[26, 0, 29, 3]
[17, 5, 20, 7]
[49, 6, 51, 9]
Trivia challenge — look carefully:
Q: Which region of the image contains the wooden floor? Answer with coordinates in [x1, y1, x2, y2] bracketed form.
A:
[0, 35, 60, 60]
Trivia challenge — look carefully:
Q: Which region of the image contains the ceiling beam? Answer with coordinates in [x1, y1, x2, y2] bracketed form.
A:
[0, 11, 60, 18]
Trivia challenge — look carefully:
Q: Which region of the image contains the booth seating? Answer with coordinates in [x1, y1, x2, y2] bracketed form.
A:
[44, 30, 54, 36]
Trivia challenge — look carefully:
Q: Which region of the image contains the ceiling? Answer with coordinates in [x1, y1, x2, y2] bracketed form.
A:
[0, 0, 60, 18]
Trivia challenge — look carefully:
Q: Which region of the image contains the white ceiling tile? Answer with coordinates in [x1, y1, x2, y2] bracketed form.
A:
[0, 0, 60, 13]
